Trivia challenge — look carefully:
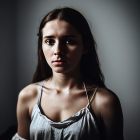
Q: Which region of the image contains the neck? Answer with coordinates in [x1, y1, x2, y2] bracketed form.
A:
[48, 67, 83, 91]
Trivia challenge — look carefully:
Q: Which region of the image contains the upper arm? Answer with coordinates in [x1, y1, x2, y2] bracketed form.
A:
[17, 90, 31, 139]
[93, 88, 124, 140]
[17, 84, 38, 140]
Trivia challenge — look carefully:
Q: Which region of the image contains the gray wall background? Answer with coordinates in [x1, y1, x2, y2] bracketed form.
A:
[0, 0, 140, 139]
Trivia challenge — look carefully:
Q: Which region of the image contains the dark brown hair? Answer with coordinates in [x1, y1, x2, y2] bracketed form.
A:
[32, 7, 105, 87]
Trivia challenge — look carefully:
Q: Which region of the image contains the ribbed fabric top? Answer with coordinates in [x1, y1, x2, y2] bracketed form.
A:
[30, 81, 100, 140]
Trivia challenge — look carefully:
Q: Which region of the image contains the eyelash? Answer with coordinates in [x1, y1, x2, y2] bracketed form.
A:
[65, 39, 75, 45]
[45, 39, 76, 45]
[45, 39, 55, 45]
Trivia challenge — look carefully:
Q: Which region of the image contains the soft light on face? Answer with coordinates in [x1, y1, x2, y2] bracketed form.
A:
[42, 19, 86, 74]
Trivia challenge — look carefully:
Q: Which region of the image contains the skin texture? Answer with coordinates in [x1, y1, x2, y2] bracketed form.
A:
[17, 19, 123, 140]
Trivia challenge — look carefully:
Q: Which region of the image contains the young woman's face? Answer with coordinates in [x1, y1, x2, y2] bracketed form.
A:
[42, 19, 86, 74]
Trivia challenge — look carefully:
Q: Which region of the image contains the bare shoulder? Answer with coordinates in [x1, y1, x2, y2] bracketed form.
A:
[17, 81, 44, 115]
[94, 87, 120, 108]
[18, 83, 38, 104]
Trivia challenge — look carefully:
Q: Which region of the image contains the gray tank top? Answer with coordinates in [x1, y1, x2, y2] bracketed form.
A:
[30, 81, 101, 140]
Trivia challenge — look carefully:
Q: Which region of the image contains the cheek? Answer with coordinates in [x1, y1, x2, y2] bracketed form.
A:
[42, 47, 53, 63]
[68, 47, 83, 63]
[72, 44, 83, 57]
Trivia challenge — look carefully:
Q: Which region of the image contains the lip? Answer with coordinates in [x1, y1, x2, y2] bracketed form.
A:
[52, 60, 66, 63]
[52, 60, 67, 65]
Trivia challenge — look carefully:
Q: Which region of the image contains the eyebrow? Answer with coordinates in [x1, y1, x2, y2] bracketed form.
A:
[43, 35, 77, 39]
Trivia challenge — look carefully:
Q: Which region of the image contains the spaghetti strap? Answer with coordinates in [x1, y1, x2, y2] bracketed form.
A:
[37, 80, 46, 114]
[37, 80, 45, 105]
[89, 86, 99, 106]
[83, 82, 99, 108]
[83, 82, 90, 104]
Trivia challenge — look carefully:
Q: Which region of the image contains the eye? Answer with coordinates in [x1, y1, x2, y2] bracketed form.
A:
[45, 39, 55, 45]
[65, 39, 75, 45]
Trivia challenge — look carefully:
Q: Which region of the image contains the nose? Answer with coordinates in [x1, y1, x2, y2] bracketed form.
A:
[54, 41, 64, 55]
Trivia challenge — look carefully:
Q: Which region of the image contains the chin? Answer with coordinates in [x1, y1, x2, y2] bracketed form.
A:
[52, 65, 79, 74]
[53, 67, 68, 73]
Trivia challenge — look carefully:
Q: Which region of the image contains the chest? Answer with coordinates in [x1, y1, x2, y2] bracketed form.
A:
[40, 89, 89, 122]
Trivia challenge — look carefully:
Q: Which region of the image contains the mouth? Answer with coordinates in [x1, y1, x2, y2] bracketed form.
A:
[52, 60, 66, 63]
[52, 60, 67, 65]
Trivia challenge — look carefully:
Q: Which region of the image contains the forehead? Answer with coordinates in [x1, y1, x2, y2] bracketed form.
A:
[42, 19, 80, 38]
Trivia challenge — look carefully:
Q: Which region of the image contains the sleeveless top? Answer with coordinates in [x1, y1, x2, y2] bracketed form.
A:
[29, 81, 101, 140]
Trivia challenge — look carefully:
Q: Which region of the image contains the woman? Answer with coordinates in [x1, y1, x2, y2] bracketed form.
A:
[12, 7, 123, 140]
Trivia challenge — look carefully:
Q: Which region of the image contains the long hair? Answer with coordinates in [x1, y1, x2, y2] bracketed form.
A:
[32, 7, 106, 87]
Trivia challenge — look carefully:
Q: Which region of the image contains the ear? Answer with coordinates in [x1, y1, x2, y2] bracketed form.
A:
[83, 40, 90, 54]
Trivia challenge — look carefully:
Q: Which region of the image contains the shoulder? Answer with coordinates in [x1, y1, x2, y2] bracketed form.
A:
[18, 83, 38, 104]
[18, 81, 44, 102]
[17, 81, 44, 116]
[94, 87, 120, 109]
[92, 87, 122, 117]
